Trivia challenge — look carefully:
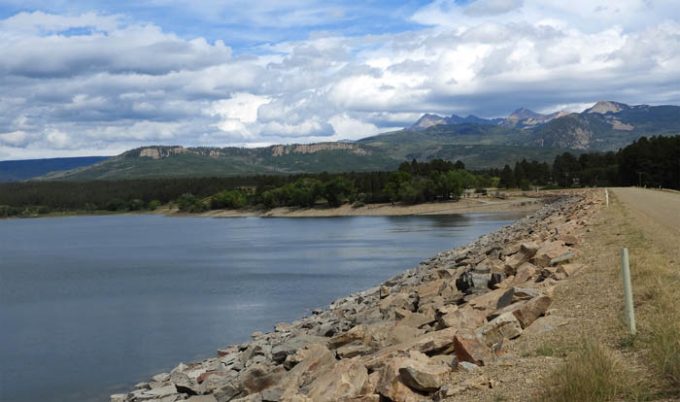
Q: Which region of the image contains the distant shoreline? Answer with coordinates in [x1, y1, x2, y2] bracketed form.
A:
[198, 196, 544, 218]
[1, 194, 546, 220]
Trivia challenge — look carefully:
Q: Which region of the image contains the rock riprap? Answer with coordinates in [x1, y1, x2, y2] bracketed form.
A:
[111, 191, 599, 402]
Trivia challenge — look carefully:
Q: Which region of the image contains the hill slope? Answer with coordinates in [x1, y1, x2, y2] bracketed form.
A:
[0, 156, 108, 182]
[41, 143, 399, 180]
[35, 101, 680, 180]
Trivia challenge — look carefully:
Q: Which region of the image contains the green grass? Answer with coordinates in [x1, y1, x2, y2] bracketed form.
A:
[538, 339, 644, 402]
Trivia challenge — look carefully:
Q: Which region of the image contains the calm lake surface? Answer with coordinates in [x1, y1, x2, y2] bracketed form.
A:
[0, 213, 525, 402]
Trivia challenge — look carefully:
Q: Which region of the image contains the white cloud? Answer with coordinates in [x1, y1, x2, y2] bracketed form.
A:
[0, 3, 679, 159]
[44, 129, 73, 149]
[329, 114, 382, 139]
[208, 93, 271, 137]
[0, 131, 32, 147]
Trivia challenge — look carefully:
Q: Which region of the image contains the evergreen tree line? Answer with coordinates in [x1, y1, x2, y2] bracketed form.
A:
[0, 160, 478, 216]
[484, 136, 679, 190]
[173, 160, 483, 212]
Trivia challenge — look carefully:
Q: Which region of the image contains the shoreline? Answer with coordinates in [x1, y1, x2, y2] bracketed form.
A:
[113, 190, 599, 402]
[0, 195, 545, 221]
[200, 195, 545, 218]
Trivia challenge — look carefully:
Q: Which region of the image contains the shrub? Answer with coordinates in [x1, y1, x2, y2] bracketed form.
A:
[211, 190, 247, 209]
[176, 193, 207, 213]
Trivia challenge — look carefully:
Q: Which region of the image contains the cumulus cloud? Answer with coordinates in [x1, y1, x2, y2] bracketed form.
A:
[0, 2, 679, 159]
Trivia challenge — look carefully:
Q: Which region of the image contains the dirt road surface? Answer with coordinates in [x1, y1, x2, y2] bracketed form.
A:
[611, 187, 680, 235]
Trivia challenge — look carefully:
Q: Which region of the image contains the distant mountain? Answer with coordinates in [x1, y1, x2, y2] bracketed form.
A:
[0, 156, 109, 182]
[585, 100, 630, 114]
[31, 101, 680, 180]
[501, 108, 568, 129]
[410, 107, 566, 131]
[532, 102, 680, 150]
[410, 113, 500, 130]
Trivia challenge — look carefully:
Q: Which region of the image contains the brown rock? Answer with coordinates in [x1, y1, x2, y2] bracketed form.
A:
[503, 242, 539, 274]
[385, 324, 424, 347]
[512, 294, 552, 328]
[362, 328, 457, 371]
[476, 312, 523, 347]
[398, 359, 448, 393]
[170, 370, 202, 395]
[329, 325, 368, 349]
[305, 360, 369, 402]
[540, 266, 567, 281]
[213, 381, 241, 402]
[279, 344, 336, 399]
[453, 331, 494, 366]
[522, 315, 569, 335]
[240, 364, 285, 395]
[467, 288, 508, 312]
[379, 292, 417, 317]
[437, 305, 486, 331]
[512, 262, 539, 284]
[557, 263, 584, 277]
[337, 342, 374, 359]
[414, 279, 446, 299]
[271, 335, 327, 364]
[375, 358, 425, 402]
[395, 310, 435, 329]
[532, 241, 571, 267]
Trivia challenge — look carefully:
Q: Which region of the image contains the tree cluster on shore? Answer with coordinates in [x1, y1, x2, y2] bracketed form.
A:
[1, 135, 678, 217]
[172, 159, 486, 213]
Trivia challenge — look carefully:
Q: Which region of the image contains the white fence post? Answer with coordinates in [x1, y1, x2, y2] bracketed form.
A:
[621, 247, 636, 335]
[605, 189, 609, 207]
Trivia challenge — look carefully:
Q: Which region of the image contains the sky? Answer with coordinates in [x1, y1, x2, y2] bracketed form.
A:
[0, 0, 678, 160]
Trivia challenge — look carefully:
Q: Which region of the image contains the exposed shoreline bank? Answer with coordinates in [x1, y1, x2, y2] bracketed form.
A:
[199, 196, 544, 218]
[113, 189, 599, 402]
[1, 195, 543, 220]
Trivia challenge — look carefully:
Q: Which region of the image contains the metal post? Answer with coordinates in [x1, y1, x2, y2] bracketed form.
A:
[621, 248, 636, 335]
[605, 189, 609, 207]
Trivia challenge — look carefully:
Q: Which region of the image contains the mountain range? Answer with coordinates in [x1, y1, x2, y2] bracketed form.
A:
[3, 101, 679, 181]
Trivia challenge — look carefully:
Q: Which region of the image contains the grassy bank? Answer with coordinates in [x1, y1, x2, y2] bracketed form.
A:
[538, 191, 680, 401]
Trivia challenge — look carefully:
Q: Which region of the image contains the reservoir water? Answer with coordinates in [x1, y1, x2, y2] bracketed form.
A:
[0, 212, 524, 402]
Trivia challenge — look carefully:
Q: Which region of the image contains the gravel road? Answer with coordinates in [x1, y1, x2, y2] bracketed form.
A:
[611, 187, 680, 235]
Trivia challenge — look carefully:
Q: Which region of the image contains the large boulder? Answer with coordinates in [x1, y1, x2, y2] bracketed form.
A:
[414, 279, 446, 300]
[503, 242, 539, 274]
[170, 370, 202, 395]
[394, 309, 434, 329]
[271, 335, 327, 363]
[362, 328, 457, 371]
[455, 271, 491, 294]
[531, 241, 572, 267]
[398, 358, 448, 393]
[511, 294, 552, 328]
[304, 360, 370, 401]
[476, 312, 523, 347]
[240, 364, 285, 395]
[436, 305, 486, 331]
[453, 331, 494, 366]
[512, 262, 539, 285]
[375, 358, 426, 402]
[278, 344, 337, 399]
[213, 380, 241, 402]
[329, 324, 372, 349]
[379, 292, 418, 318]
